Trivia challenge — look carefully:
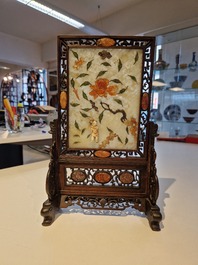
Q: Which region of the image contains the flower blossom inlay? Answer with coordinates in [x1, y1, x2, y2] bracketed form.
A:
[89, 78, 118, 99]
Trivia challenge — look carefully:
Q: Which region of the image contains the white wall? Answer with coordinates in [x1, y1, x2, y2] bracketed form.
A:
[0, 32, 47, 68]
[41, 39, 57, 63]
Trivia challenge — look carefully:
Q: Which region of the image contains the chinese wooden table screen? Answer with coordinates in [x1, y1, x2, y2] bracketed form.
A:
[41, 36, 162, 231]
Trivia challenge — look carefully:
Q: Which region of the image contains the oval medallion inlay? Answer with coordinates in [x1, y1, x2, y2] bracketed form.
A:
[141, 92, 149, 110]
[60, 91, 67, 109]
[94, 150, 111, 158]
[71, 170, 86, 182]
[119, 172, 134, 184]
[94, 172, 111, 184]
[97, 38, 115, 47]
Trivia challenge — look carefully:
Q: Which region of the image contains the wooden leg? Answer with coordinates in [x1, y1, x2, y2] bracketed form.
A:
[41, 200, 58, 226]
[146, 200, 162, 231]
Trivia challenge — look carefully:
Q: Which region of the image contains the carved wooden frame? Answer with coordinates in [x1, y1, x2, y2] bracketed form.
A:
[41, 36, 162, 231]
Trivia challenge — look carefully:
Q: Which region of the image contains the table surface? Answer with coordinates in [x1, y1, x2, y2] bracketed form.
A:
[0, 141, 198, 265]
[0, 125, 51, 144]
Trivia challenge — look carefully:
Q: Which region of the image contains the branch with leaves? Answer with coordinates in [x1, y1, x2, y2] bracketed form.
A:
[100, 102, 127, 123]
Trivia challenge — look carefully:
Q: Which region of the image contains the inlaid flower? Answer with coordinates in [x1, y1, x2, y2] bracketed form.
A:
[98, 50, 112, 60]
[124, 117, 138, 137]
[89, 78, 118, 99]
[73, 57, 85, 70]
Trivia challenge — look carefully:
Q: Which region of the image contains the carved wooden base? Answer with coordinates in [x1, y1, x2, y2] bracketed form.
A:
[146, 200, 162, 231]
[41, 195, 162, 231]
[41, 120, 162, 231]
[40, 200, 59, 226]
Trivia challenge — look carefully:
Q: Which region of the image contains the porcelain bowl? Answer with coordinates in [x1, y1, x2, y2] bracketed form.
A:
[174, 75, 187, 83]
[169, 81, 183, 88]
[186, 109, 198, 115]
[183, 117, 195, 123]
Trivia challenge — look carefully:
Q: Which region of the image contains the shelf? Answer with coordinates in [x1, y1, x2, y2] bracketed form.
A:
[157, 134, 198, 144]
[155, 120, 198, 125]
[154, 67, 198, 72]
[152, 48, 198, 138]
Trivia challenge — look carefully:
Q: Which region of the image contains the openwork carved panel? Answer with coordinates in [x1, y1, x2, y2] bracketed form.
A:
[61, 195, 144, 212]
[65, 167, 140, 188]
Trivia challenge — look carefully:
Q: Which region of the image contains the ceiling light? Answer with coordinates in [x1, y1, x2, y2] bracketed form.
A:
[8, 75, 13, 80]
[16, 0, 84, 29]
[0, 65, 10, 70]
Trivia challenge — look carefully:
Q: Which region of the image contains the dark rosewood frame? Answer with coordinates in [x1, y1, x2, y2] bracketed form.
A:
[41, 35, 162, 231]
